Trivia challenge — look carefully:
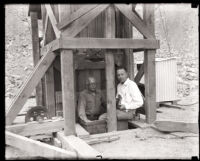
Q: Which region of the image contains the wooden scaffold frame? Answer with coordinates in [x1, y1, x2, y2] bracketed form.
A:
[6, 4, 159, 159]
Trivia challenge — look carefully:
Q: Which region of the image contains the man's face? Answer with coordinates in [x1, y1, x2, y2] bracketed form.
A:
[117, 69, 128, 83]
[88, 78, 96, 92]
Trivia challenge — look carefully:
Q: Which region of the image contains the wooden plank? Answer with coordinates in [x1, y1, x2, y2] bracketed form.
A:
[45, 4, 61, 38]
[40, 38, 60, 56]
[159, 103, 184, 110]
[105, 5, 117, 132]
[42, 13, 49, 45]
[59, 5, 76, 136]
[57, 5, 98, 30]
[53, 137, 62, 148]
[43, 5, 59, 119]
[6, 119, 64, 136]
[84, 135, 120, 145]
[115, 4, 155, 39]
[30, 12, 43, 106]
[45, 66, 56, 118]
[62, 4, 109, 37]
[6, 120, 89, 138]
[143, 4, 157, 124]
[6, 131, 77, 159]
[57, 132, 102, 159]
[6, 51, 57, 125]
[134, 63, 144, 84]
[60, 37, 160, 49]
[76, 123, 90, 139]
[128, 118, 152, 129]
[124, 7, 134, 80]
[60, 50, 76, 136]
[154, 121, 199, 134]
[76, 61, 105, 70]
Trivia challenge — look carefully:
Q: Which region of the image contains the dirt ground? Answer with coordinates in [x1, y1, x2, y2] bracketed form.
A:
[91, 89, 199, 159]
[5, 88, 199, 159]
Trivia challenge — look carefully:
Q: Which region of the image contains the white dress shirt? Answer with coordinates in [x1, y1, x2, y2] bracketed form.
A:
[116, 78, 144, 110]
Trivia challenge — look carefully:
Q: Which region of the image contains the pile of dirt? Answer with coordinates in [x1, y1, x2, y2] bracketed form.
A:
[5, 5, 34, 98]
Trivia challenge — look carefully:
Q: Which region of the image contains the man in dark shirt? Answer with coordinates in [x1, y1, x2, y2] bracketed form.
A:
[77, 77, 106, 122]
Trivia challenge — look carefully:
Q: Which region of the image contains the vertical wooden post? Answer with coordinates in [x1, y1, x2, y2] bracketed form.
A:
[42, 5, 56, 118]
[41, 5, 47, 107]
[125, 5, 134, 80]
[59, 5, 76, 136]
[105, 5, 117, 132]
[143, 4, 156, 123]
[30, 12, 43, 106]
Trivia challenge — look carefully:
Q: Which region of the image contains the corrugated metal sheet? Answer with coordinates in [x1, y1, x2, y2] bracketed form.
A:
[136, 57, 177, 102]
[155, 57, 177, 102]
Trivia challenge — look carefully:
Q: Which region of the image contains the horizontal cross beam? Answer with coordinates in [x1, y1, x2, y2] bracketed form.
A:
[60, 37, 160, 49]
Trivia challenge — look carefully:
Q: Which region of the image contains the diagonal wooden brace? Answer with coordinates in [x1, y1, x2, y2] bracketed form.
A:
[6, 50, 57, 125]
[115, 4, 155, 39]
[57, 4, 99, 30]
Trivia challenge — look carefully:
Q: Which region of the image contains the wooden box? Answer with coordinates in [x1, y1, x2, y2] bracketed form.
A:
[79, 119, 107, 134]
[117, 120, 128, 131]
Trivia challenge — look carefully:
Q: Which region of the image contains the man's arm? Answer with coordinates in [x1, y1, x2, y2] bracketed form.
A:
[77, 92, 91, 122]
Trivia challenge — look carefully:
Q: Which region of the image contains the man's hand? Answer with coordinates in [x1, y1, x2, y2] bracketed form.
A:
[119, 104, 126, 110]
[82, 117, 92, 123]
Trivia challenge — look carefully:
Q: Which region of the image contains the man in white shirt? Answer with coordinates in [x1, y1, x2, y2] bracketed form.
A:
[116, 67, 144, 120]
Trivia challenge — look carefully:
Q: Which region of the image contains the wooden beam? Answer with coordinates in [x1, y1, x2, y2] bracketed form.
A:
[59, 5, 76, 136]
[6, 119, 64, 136]
[62, 4, 109, 37]
[40, 38, 60, 55]
[60, 50, 76, 136]
[115, 4, 155, 39]
[57, 4, 98, 30]
[30, 12, 43, 106]
[105, 5, 117, 132]
[76, 61, 105, 70]
[45, 4, 61, 38]
[143, 4, 157, 124]
[84, 135, 120, 145]
[6, 51, 57, 125]
[6, 131, 77, 159]
[154, 121, 199, 134]
[54, 58, 105, 72]
[6, 120, 89, 138]
[60, 37, 160, 49]
[45, 66, 56, 118]
[134, 63, 144, 84]
[124, 5, 134, 80]
[57, 132, 102, 159]
[43, 5, 60, 118]
[42, 13, 49, 45]
[75, 123, 90, 139]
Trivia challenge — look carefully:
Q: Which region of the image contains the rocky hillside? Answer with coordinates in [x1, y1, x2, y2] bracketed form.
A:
[5, 4, 198, 99]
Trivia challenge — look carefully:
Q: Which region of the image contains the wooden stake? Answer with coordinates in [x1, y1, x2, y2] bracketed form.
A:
[105, 5, 117, 132]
